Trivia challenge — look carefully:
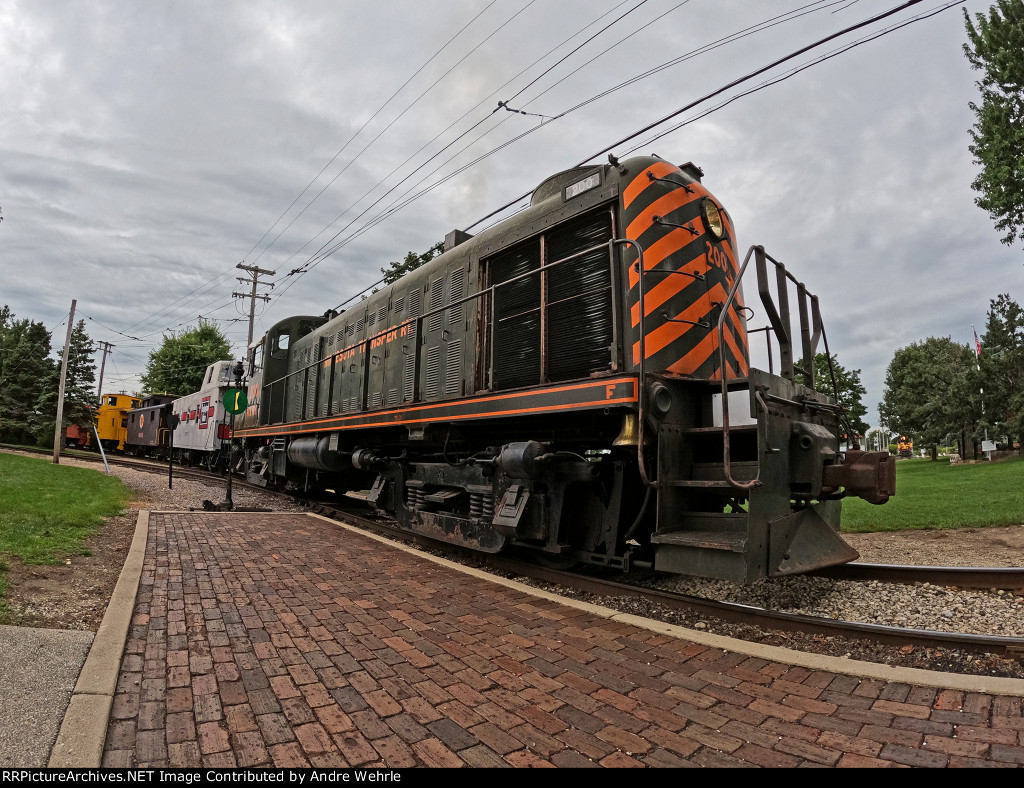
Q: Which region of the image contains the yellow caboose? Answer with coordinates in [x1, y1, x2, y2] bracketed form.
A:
[93, 393, 141, 451]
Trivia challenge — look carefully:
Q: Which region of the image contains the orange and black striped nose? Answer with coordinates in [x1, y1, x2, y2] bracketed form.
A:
[622, 161, 749, 381]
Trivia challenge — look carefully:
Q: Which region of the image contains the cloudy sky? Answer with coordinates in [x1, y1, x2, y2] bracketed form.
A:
[2, 0, 1020, 427]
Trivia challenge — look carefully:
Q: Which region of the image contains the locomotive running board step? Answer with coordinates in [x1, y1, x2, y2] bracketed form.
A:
[689, 461, 758, 481]
[650, 530, 747, 552]
[682, 424, 757, 434]
[662, 479, 736, 489]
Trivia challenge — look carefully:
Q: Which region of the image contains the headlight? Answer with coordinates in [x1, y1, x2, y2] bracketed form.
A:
[701, 199, 725, 240]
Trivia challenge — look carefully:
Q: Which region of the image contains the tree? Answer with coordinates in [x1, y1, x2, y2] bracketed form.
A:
[879, 337, 980, 459]
[963, 1, 1024, 247]
[380, 241, 444, 285]
[795, 352, 870, 445]
[978, 293, 1024, 447]
[0, 306, 55, 444]
[141, 321, 232, 395]
[55, 320, 97, 430]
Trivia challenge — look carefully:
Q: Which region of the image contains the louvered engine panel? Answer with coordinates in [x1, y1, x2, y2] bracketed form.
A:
[306, 344, 321, 419]
[428, 276, 444, 333]
[448, 268, 465, 325]
[490, 242, 541, 389]
[445, 339, 462, 397]
[424, 345, 442, 399]
[403, 351, 415, 402]
[546, 211, 614, 381]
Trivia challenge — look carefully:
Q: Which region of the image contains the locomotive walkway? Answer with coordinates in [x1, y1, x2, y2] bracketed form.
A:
[47, 510, 1024, 769]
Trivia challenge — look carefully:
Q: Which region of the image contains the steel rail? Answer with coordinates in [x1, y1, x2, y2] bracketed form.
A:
[9, 444, 1024, 660]
[475, 556, 1024, 659]
[813, 562, 1024, 592]
[285, 500, 1024, 661]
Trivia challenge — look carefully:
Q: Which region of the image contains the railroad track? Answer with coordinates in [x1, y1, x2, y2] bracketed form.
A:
[292, 499, 1024, 662]
[10, 443, 1024, 662]
[814, 562, 1024, 593]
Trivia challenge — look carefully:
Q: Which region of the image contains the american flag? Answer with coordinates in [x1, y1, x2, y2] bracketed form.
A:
[974, 327, 982, 357]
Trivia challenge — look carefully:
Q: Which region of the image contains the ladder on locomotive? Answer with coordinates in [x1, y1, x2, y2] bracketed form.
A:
[647, 246, 856, 584]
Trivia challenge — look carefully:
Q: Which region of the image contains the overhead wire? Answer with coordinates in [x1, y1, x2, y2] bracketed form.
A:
[271, 0, 694, 298]
[120, 0, 509, 342]
[113, 0, 954, 371]
[265, 0, 659, 301]
[276, 0, 847, 273]
[464, 0, 942, 232]
[288, 0, 960, 317]
[243, 0, 511, 268]
[620, 1, 967, 155]
[278, 0, 848, 278]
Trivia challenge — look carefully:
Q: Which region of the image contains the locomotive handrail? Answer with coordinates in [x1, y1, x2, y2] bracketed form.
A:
[260, 239, 619, 423]
[717, 245, 764, 492]
[612, 237, 656, 489]
[717, 245, 830, 492]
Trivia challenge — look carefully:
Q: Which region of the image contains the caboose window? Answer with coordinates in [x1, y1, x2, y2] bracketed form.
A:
[109, 396, 118, 406]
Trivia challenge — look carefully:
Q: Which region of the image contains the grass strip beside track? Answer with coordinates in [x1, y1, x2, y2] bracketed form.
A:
[842, 455, 1024, 533]
[0, 452, 130, 615]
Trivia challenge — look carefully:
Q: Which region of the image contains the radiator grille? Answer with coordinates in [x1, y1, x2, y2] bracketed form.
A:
[546, 211, 614, 381]
[490, 242, 541, 389]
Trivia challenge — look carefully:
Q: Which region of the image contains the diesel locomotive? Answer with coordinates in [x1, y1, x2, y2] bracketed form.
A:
[228, 154, 894, 584]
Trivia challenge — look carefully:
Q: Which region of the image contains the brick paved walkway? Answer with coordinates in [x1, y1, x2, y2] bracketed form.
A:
[101, 512, 1024, 768]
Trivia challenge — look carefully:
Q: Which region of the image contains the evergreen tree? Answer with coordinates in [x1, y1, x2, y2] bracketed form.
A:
[54, 320, 97, 430]
[0, 306, 55, 444]
[978, 293, 1024, 446]
[141, 321, 232, 395]
[963, 1, 1024, 247]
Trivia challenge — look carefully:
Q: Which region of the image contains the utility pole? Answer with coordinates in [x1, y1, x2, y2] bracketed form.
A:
[96, 341, 114, 401]
[233, 263, 275, 350]
[53, 299, 76, 464]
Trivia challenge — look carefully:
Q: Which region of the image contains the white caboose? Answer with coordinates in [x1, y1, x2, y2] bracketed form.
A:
[171, 360, 237, 470]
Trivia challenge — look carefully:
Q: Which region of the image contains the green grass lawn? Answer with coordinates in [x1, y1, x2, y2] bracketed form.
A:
[842, 455, 1024, 533]
[0, 452, 130, 613]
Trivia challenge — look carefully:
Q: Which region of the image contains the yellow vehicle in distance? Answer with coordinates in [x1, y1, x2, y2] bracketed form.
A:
[93, 393, 141, 451]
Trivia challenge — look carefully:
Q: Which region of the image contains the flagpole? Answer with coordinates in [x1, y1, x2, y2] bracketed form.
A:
[973, 325, 990, 461]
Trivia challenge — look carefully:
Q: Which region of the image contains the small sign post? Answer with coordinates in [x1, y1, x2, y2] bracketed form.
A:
[204, 363, 248, 512]
[223, 388, 248, 416]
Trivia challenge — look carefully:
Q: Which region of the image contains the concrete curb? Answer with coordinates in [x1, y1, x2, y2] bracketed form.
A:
[48, 510, 150, 768]
[307, 512, 1024, 699]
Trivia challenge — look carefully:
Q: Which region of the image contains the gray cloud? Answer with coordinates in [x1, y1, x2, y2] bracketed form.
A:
[1, 0, 1018, 415]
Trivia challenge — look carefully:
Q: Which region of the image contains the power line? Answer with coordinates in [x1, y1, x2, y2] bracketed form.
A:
[276, 0, 846, 274]
[465, 0, 944, 232]
[118, 1, 510, 343]
[243, 0, 505, 267]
